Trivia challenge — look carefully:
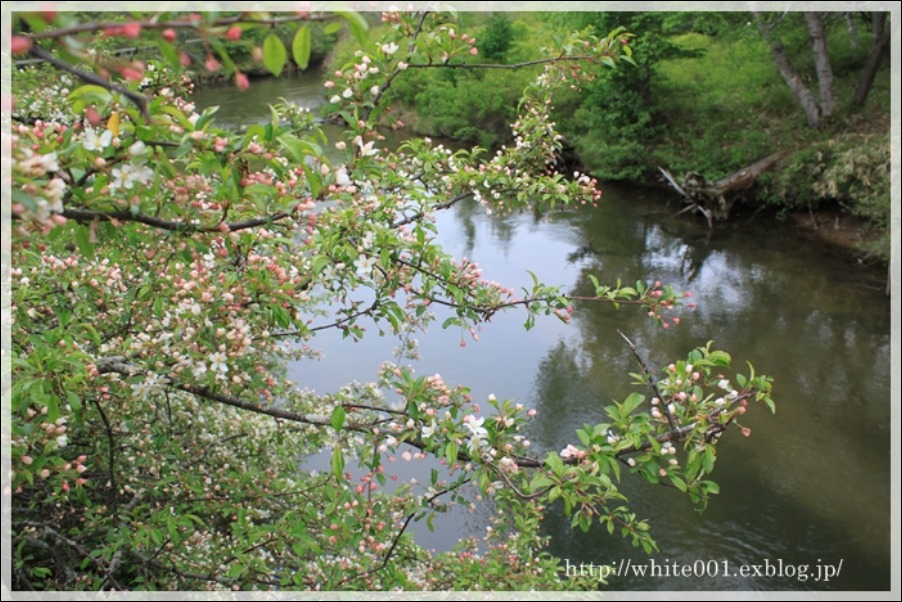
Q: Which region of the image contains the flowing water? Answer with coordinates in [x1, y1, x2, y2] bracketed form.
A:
[193, 73, 892, 591]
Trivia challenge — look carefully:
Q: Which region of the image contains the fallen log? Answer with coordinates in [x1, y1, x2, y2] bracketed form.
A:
[659, 151, 787, 228]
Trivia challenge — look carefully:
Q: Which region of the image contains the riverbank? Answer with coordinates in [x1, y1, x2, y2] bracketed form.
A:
[321, 12, 891, 264]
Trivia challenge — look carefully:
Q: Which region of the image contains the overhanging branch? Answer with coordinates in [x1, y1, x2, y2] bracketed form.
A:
[29, 45, 150, 121]
[61, 207, 295, 233]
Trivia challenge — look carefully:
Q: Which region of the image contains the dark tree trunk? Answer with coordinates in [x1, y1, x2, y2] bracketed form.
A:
[805, 12, 837, 118]
[768, 41, 822, 127]
[658, 151, 787, 227]
[853, 12, 890, 107]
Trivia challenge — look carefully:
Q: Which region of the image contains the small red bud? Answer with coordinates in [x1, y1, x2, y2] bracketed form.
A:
[121, 22, 142, 39]
[11, 36, 32, 55]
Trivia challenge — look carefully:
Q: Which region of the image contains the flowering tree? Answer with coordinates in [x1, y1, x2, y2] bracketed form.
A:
[7, 9, 775, 590]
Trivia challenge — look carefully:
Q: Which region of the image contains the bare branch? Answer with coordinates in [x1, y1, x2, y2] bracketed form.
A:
[90, 397, 118, 502]
[61, 207, 295, 233]
[356, 477, 471, 582]
[617, 330, 676, 434]
[25, 14, 334, 41]
[407, 55, 596, 70]
[390, 191, 474, 228]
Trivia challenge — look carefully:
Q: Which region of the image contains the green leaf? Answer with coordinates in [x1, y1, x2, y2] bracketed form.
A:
[337, 11, 369, 44]
[292, 25, 312, 70]
[445, 441, 459, 465]
[312, 255, 330, 276]
[703, 447, 715, 473]
[66, 391, 82, 412]
[330, 405, 346, 431]
[324, 21, 344, 35]
[75, 225, 94, 259]
[619, 392, 645, 418]
[708, 350, 732, 366]
[263, 33, 288, 76]
[156, 39, 181, 70]
[209, 38, 238, 74]
[330, 447, 344, 479]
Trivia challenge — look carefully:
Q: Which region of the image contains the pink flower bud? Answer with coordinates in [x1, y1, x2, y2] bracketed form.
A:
[11, 36, 32, 55]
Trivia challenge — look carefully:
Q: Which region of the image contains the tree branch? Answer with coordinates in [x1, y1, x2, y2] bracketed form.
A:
[407, 55, 596, 70]
[61, 206, 295, 233]
[25, 14, 335, 41]
[29, 45, 150, 121]
[93, 357, 747, 474]
[268, 300, 381, 339]
[90, 397, 118, 504]
[617, 330, 677, 434]
[390, 191, 474, 228]
[356, 477, 471, 582]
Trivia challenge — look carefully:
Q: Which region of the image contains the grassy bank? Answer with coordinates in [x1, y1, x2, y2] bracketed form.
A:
[323, 12, 891, 261]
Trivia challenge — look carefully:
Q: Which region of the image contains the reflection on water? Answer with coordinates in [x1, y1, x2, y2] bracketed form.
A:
[194, 78, 891, 591]
[191, 72, 331, 129]
[530, 184, 891, 591]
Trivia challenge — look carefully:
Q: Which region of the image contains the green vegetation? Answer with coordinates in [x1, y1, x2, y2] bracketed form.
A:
[11, 9, 778, 591]
[328, 12, 890, 259]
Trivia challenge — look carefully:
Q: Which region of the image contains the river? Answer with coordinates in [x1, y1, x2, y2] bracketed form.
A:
[192, 73, 892, 591]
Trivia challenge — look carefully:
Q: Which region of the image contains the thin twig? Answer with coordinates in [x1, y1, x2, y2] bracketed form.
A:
[355, 477, 471, 581]
[91, 397, 118, 503]
[617, 330, 677, 434]
[267, 300, 381, 339]
[407, 55, 596, 70]
[390, 191, 474, 228]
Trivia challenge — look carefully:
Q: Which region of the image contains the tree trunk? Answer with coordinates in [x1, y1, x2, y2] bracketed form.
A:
[844, 12, 858, 48]
[853, 12, 890, 107]
[805, 12, 836, 118]
[768, 41, 822, 127]
[658, 151, 787, 228]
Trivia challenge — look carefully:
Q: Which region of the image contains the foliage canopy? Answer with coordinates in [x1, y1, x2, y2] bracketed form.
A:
[7, 9, 774, 590]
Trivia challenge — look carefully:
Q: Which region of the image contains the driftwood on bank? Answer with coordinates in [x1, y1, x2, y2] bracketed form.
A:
[659, 151, 787, 228]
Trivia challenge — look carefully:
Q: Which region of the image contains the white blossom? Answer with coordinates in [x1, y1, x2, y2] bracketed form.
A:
[335, 167, 352, 187]
[82, 127, 112, 151]
[128, 140, 148, 157]
[110, 162, 153, 191]
[421, 420, 438, 439]
[353, 254, 377, 278]
[209, 352, 229, 375]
